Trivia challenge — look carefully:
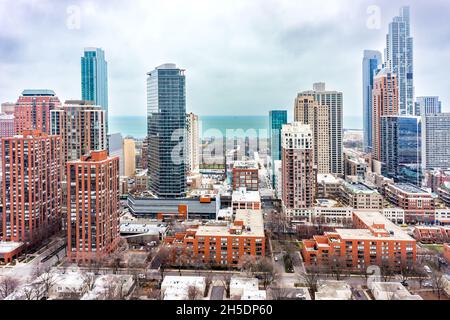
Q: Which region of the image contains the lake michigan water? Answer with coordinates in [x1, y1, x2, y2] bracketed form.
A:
[109, 115, 362, 139]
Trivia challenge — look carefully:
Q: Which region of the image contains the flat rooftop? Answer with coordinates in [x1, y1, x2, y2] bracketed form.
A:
[392, 183, 430, 194]
[233, 161, 258, 170]
[317, 174, 340, 184]
[343, 182, 377, 194]
[232, 190, 261, 203]
[0, 242, 24, 254]
[336, 210, 414, 241]
[195, 209, 264, 238]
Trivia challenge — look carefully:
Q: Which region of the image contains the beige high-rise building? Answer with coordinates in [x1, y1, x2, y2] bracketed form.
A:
[294, 83, 343, 175]
[50, 100, 107, 163]
[186, 112, 200, 173]
[124, 138, 136, 177]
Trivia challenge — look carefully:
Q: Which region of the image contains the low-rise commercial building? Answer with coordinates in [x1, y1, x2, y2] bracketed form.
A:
[231, 188, 261, 213]
[315, 280, 352, 300]
[339, 181, 383, 209]
[230, 277, 259, 298]
[161, 276, 206, 300]
[384, 183, 436, 224]
[317, 174, 342, 198]
[369, 282, 422, 300]
[232, 161, 259, 191]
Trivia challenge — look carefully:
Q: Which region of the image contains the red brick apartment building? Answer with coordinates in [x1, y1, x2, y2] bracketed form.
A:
[232, 160, 259, 191]
[413, 226, 450, 244]
[384, 183, 435, 224]
[1, 130, 62, 245]
[444, 244, 450, 264]
[164, 209, 265, 267]
[67, 150, 121, 262]
[302, 210, 416, 271]
[14, 90, 60, 135]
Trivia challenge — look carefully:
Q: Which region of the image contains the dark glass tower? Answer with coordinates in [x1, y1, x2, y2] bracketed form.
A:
[269, 110, 287, 188]
[147, 64, 186, 198]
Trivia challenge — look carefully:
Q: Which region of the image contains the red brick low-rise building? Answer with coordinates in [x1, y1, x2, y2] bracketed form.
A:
[412, 226, 450, 244]
[164, 209, 265, 267]
[232, 161, 259, 191]
[384, 183, 435, 224]
[302, 210, 416, 271]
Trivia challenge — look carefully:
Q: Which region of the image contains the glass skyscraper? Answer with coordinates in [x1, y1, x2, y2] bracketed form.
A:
[381, 115, 421, 185]
[362, 50, 382, 153]
[81, 48, 109, 121]
[269, 110, 287, 187]
[385, 6, 414, 115]
[147, 64, 186, 198]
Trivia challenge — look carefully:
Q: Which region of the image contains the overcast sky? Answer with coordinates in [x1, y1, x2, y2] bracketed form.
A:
[1, 0, 449, 127]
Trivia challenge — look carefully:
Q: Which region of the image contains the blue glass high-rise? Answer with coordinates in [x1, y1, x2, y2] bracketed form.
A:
[147, 64, 186, 198]
[380, 115, 421, 185]
[269, 110, 287, 188]
[81, 48, 109, 124]
[362, 50, 382, 153]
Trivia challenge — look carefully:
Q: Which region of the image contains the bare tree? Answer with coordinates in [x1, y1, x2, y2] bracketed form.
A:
[255, 258, 278, 289]
[430, 270, 447, 300]
[0, 276, 20, 299]
[239, 255, 257, 277]
[187, 285, 202, 300]
[22, 285, 39, 300]
[204, 272, 214, 297]
[269, 285, 290, 300]
[220, 274, 232, 298]
[81, 272, 96, 293]
[379, 262, 395, 282]
[36, 270, 57, 298]
[299, 266, 321, 299]
[328, 255, 348, 281]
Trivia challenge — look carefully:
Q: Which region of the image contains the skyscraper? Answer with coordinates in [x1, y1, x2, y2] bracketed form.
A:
[81, 48, 108, 122]
[294, 83, 343, 175]
[269, 110, 287, 187]
[1, 130, 62, 245]
[281, 122, 315, 219]
[385, 6, 414, 115]
[186, 112, 200, 173]
[67, 150, 120, 262]
[123, 138, 136, 177]
[362, 50, 382, 153]
[372, 69, 399, 161]
[14, 89, 61, 135]
[380, 115, 421, 184]
[147, 64, 186, 198]
[50, 100, 107, 163]
[415, 96, 442, 116]
[421, 113, 450, 170]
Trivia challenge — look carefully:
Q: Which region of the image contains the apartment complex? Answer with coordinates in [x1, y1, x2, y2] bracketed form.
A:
[0, 114, 15, 138]
[186, 112, 200, 173]
[164, 209, 265, 266]
[371, 69, 399, 161]
[294, 83, 343, 175]
[232, 160, 259, 191]
[302, 210, 416, 270]
[281, 123, 316, 218]
[384, 183, 435, 223]
[147, 64, 186, 198]
[50, 101, 107, 163]
[421, 113, 450, 170]
[67, 150, 120, 261]
[339, 181, 383, 209]
[123, 138, 136, 177]
[14, 90, 61, 135]
[1, 130, 62, 244]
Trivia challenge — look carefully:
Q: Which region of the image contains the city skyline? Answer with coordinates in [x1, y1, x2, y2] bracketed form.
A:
[1, 1, 450, 126]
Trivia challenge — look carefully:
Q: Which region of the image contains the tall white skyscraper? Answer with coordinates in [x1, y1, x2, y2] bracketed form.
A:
[186, 112, 200, 173]
[385, 6, 414, 115]
[363, 50, 382, 153]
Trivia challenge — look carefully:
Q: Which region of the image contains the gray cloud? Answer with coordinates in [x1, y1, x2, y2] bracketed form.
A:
[0, 0, 449, 130]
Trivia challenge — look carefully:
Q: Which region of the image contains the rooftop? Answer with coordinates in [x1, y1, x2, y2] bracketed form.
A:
[392, 183, 430, 194]
[22, 89, 56, 96]
[233, 161, 258, 170]
[0, 242, 24, 254]
[317, 174, 341, 184]
[315, 280, 352, 300]
[232, 189, 261, 203]
[343, 181, 378, 194]
[195, 209, 264, 238]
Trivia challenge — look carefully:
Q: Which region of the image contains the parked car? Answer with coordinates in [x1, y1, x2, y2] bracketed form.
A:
[424, 265, 432, 274]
